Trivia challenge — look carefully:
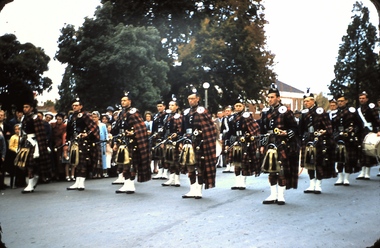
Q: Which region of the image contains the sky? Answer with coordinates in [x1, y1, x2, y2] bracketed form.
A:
[0, 0, 379, 102]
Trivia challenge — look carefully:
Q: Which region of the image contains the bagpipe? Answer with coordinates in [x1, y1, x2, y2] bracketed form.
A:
[225, 131, 260, 167]
[333, 126, 358, 142]
[150, 129, 166, 160]
[53, 133, 90, 168]
[151, 133, 183, 165]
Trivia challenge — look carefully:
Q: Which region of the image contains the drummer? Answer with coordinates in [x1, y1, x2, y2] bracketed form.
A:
[356, 91, 380, 180]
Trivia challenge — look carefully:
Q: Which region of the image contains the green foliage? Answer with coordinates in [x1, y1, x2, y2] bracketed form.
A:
[0, 34, 52, 112]
[177, 0, 276, 112]
[56, 0, 276, 113]
[55, 3, 170, 113]
[329, 1, 380, 106]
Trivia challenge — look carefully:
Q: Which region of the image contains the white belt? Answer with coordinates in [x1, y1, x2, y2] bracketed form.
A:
[27, 134, 37, 146]
[27, 133, 39, 158]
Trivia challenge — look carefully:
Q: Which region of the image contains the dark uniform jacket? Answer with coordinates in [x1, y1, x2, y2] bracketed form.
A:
[331, 106, 362, 172]
[113, 107, 151, 182]
[260, 104, 299, 189]
[224, 111, 261, 175]
[299, 105, 336, 178]
[182, 105, 216, 189]
[21, 113, 51, 175]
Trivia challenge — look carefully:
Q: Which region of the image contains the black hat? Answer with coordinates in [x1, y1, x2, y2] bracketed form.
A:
[186, 84, 199, 96]
[267, 83, 280, 96]
[335, 93, 345, 100]
[156, 99, 165, 105]
[303, 88, 314, 99]
[22, 91, 37, 108]
[294, 110, 301, 114]
[122, 91, 133, 100]
[72, 97, 82, 105]
[359, 91, 368, 97]
[235, 94, 245, 104]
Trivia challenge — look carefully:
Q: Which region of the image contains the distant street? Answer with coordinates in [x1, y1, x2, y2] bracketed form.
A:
[1, 166, 379, 248]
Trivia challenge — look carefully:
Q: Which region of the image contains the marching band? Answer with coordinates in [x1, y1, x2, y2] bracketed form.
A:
[2, 85, 380, 205]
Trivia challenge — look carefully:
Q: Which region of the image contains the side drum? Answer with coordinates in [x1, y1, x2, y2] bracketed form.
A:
[362, 132, 380, 158]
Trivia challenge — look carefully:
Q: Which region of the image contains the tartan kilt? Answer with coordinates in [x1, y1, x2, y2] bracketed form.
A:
[163, 141, 180, 165]
[89, 142, 101, 168]
[22, 144, 52, 176]
[227, 142, 260, 176]
[275, 142, 299, 190]
[336, 138, 361, 173]
[300, 138, 336, 179]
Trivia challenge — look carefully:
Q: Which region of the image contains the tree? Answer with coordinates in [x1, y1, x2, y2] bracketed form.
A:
[0, 0, 13, 12]
[177, 0, 276, 112]
[55, 3, 170, 112]
[55, 65, 75, 113]
[0, 34, 52, 113]
[55, 0, 275, 113]
[329, 1, 380, 106]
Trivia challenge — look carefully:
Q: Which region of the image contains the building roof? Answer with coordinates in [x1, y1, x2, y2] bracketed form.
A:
[276, 80, 304, 94]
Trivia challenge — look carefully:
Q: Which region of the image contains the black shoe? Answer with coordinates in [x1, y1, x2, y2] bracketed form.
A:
[111, 182, 124, 185]
[314, 190, 321, 194]
[277, 201, 285, 205]
[126, 191, 135, 194]
[304, 189, 315, 193]
[67, 187, 78, 190]
[231, 186, 239, 190]
[21, 189, 34, 194]
[262, 199, 277, 204]
[222, 170, 233, 173]
[182, 195, 195, 199]
[356, 176, 365, 180]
